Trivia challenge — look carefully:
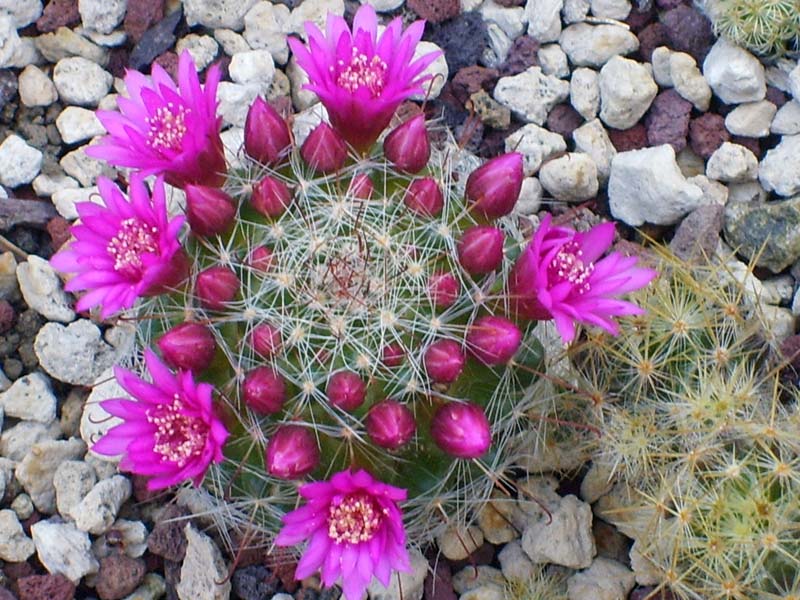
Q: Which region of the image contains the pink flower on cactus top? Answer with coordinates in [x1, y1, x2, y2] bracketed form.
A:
[288, 4, 440, 151]
[86, 51, 226, 188]
[276, 468, 410, 600]
[91, 349, 229, 490]
[509, 214, 657, 344]
[50, 175, 188, 319]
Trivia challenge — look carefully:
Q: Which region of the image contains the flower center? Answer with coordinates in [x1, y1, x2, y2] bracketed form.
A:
[548, 241, 593, 293]
[335, 48, 388, 97]
[146, 102, 190, 153]
[107, 217, 159, 279]
[147, 394, 208, 467]
[327, 492, 384, 544]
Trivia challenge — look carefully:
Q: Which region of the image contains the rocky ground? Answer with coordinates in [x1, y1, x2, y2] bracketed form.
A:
[0, 0, 799, 599]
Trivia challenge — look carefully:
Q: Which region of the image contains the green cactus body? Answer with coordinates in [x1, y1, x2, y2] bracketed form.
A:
[567, 248, 800, 598]
[703, 0, 800, 56]
[138, 132, 544, 544]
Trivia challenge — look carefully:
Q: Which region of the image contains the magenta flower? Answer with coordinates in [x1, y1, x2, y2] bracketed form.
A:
[86, 50, 226, 189]
[91, 349, 229, 490]
[508, 214, 658, 343]
[276, 468, 410, 600]
[50, 175, 188, 319]
[288, 4, 440, 151]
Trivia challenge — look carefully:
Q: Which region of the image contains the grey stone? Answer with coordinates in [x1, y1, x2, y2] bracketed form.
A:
[570, 67, 599, 121]
[539, 153, 599, 202]
[81, 368, 127, 456]
[562, 0, 590, 21]
[706, 142, 758, 183]
[482, 23, 512, 69]
[0, 421, 60, 461]
[725, 100, 776, 137]
[229, 49, 275, 88]
[0, 0, 42, 27]
[572, 118, 616, 182]
[79, 0, 127, 34]
[54, 459, 97, 519]
[476, 495, 520, 544]
[505, 123, 567, 175]
[522, 495, 596, 568]
[0, 251, 18, 301]
[723, 196, 800, 273]
[0, 134, 43, 187]
[408, 41, 447, 101]
[670, 51, 711, 111]
[176, 525, 231, 600]
[0, 372, 57, 423]
[288, 0, 344, 39]
[175, 34, 220, 71]
[184, 0, 259, 30]
[56, 106, 106, 144]
[10, 493, 34, 520]
[52, 185, 100, 220]
[498, 540, 537, 581]
[437, 525, 484, 560]
[244, 2, 290, 65]
[368, 547, 427, 600]
[703, 37, 766, 105]
[53, 56, 113, 106]
[452, 565, 505, 595]
[19, 65, 58, 107]
[17, 255, 76, 323]
[0, 509, 35, 562]
[16, 437, 87, 513]
[515, 177, 543, 215]
[481, 0, 526, 40]
[35, 26, 109, 65]
[122, 573, 167, 600]
[74, 475, 132, 534]
[598, 56, 657, 130]
[31, 519, 99, 582]
[494, 66, 570, 125]
[559, 23, 638, 68]
[771, 100, 800, 135]
[213, 29, 250, 56]
[33, 172, 80, 199]
[539, 44, 569, 78]
[579, 462, 615, 504]
[669, 203, 724, 262]
[759, 134, 800, 196]
[0, 13, 21, 69]
[590, 0, 630, 19]
[608, 144, 705, 226]
[217, 81, 262, 127]
[526, 0, 562, 43]
[566, 557, 635, 600]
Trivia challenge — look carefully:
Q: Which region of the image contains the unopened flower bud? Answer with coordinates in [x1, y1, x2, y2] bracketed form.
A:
[348, 173, 374, 199]
[467, 315, 522, 365]
[195, 266, 239, 310]
[384, 114, 430, 173]
[251, 175, 292, 218]
[247, 246, 273, 272]
[250, 322, 282, 358]
[382, 343, 405, 367]
[431, 401, 491, 458]
[156, 323, 216, 372]
[243, 366, 286, 415]
[466, 153, 524, 219]
[266, 425, 320, 479]
[424, 339, 465, 384]
[366, 399, 416, 450]
[404, 178, 443, 217]
[326, 371, 367, 411]
[301, 122, 347, 173]
[184, 184, 236, 237]
[428, 271, 460, 308]
[244, 97, 291, 165]
[457, 226, 504, 275]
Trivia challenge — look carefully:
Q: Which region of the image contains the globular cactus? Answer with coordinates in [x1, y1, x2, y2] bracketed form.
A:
[564, 246, 800, 599]
[701, 0, 800, 56]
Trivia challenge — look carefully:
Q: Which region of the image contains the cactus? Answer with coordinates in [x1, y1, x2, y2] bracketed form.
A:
[504, 564, 570, 600]
[701, 0, 800, 56]
[564, 245, 800, 599]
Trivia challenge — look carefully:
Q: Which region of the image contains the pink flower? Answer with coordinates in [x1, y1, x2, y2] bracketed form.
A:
[50, 175, 188, 319]
[509, 214, 657, 343]
[275, 468, 410, 600]
[288, 4, 440, 151]
[91, 349, 229, 490]
[86, 51, 226, 189]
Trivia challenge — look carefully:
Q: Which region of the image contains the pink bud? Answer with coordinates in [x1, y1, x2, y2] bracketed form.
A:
[247, 246, 273, 272]
[266, 425, 320, 479]
[301, 122, 347, 173]
[251, 175, 292, 218]
[195, 266, 239, 310]
[384, 114, 430, 173]
[428, 271, 460, 308]
[326, 371, 367, 411]
[156, 323, 216, 372]
[382, 343, 405, 367]
[424, 339, 465, 384]
[243, 366, 286, 414]
[404, 178, 444, 217]
[467, 315, 522, 365]
[184, 184, 236, 237]
[457, 226, 504, 275]
[431, 401, 492, 459]
[466, 153, 524, 219]
[250, 322, 282, 358]
[348, 173, 374, 199]
[366, 399, 416, 450]
[244, 97, 291, 166]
